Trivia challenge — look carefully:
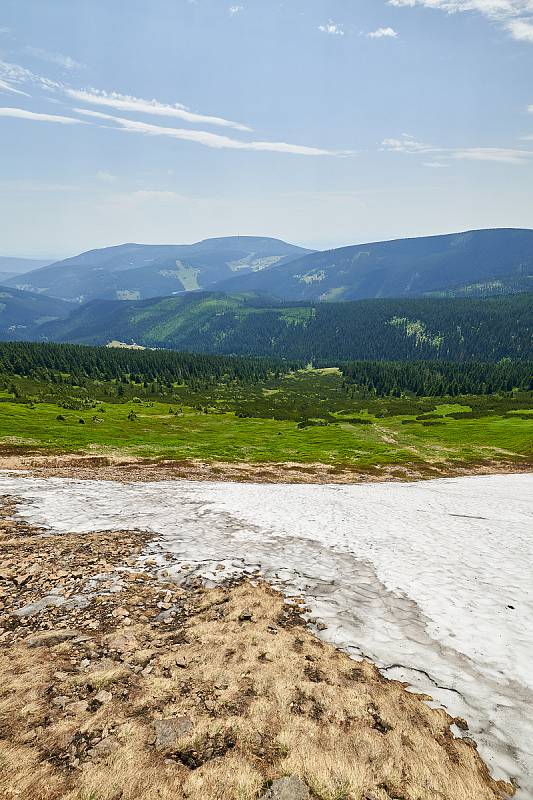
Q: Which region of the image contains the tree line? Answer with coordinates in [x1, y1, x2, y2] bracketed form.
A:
[340, 360, 533, 397]
[0, 341, 299, 387]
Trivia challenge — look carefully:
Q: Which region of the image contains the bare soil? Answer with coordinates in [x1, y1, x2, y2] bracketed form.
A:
[0, 450, 531, 484]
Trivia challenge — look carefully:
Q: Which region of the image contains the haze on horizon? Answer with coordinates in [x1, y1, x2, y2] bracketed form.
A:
[1, 0, 533, 258]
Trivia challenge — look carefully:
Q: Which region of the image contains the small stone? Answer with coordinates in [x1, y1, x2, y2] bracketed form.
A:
[66, 700, 89, 715]
[94, 689, 112, 705]
[112, 607, 129, 619]
[26, 629, 81, 648]
[89, 736, 119, 758]
[454, 717, 469, 731]
[53, 671, 70, 681]
[141, 665, 153, 676]
[238, 609, 254, 622]
[316, 621, 328, 631]
[153, 717, 193, 751]
[260, 776, 310, 800]
[175, 655, 187, 668]
[52, 695, 69, 709]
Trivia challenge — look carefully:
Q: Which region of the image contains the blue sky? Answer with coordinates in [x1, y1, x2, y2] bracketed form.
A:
[1, 0, 533, 257]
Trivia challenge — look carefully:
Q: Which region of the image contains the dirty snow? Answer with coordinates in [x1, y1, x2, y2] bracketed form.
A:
[1, 472, 532, 795]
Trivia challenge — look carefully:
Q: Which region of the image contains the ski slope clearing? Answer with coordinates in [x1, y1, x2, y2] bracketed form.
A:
[1, 472, 531, 796]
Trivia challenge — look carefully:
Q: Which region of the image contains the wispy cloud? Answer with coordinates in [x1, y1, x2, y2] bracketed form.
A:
[96, 170, 118, 183]
[367, 27, 399, 38]
[382, 134, 435, 153]
[75, 108, 344, 156]
[25, 46, 84, 71]
[388, 0, 533, 44]
[452, 146, 533, 163]
[318, 20, 345, 35]
[0, 107, 83, 124]
[0, 78, 30, 96]
[65, 87, 251, 131]
[383, 132, 533, 163]
[0, 59, 64, 92]
[228, 5, 243, 15]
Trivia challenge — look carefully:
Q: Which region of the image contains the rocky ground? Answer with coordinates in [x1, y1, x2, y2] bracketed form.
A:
[1, 452, 531, 484]
[0, 494, 516, 800]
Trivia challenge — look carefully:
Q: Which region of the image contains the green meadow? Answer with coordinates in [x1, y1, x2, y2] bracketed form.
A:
[0, 368, 531, 471]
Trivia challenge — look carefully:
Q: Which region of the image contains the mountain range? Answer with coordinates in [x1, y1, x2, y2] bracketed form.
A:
[0, 228, 531, 360]
[0, 256, 56, 286]
[29, 292, 533, 362]
[4, 237, 311, 303]
[4, 228, 532, 304]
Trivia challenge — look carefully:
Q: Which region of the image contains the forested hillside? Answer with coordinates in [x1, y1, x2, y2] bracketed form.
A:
[35, 292, 533, 362]
[341, 361, 532, 397]
[0, 286, 72, 339]
[0, 341, 294, 387]
[6, 237, 311, 302]
[216, 228, 533, 301]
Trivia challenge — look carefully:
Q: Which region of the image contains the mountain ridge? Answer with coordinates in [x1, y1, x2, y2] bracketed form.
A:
[214, 227, 533, 301]
[5, 237, 312, 303]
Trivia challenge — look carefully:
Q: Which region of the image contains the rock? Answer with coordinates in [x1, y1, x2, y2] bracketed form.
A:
[112, 607, 129, 619]
[175, 655, 187, 668]
[153, 717, 193, 750]
[89, 735, 119, 758]
[260, 776, 310, 800]
[238, 609, 254, 622]
[66, 700, 89, 715]
[131, 649, 155, 668]
[454, 716, 469, 731]
[106, 631, 138, 653]
[316, 620, 328, 631]
[26, 629, 80, 648]
[53, 671, 70, 681]
[94, 689, 112, 705]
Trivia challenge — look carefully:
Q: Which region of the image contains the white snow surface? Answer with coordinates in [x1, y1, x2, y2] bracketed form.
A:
[1, 472, 532, 795]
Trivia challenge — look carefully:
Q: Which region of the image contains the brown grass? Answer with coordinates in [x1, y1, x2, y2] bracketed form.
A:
[0, 496, 515, 800]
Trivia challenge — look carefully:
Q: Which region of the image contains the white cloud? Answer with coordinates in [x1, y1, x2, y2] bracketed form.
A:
[367, 27, 399, 38]
[96, 170, 118, 183]
[0, 78, 30, 96]
[318, 20, 345, 35]
[506, 18, 533, 40]
[65, 87, 251, 131]
[0, 26, 11, 34]
[388, 0, 533, 43]
[452, 146, 533, 163]
[424, 161, 449, 167]
[0, 60, 64, 92]
[74, 107, 344, 156]
[382, 134, 436, 152]
[228, 5, 243, 15]
[383, 133, 533, 163]
[0, 107, 83, 124]
[25, 47, 83, 71]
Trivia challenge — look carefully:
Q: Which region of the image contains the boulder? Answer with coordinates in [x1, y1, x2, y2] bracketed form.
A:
[260, 776, 310, 800]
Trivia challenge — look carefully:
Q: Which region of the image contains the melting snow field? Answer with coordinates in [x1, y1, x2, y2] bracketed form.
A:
[1, 472, 532, 796]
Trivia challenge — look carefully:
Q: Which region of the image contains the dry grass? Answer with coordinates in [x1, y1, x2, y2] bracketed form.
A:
[0, 496, 515, 800]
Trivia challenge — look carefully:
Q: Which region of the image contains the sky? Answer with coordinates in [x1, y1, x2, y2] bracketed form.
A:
[1, 0, 533, 258]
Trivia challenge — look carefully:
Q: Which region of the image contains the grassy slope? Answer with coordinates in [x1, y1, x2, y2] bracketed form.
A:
[0, 370, 531, 471]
